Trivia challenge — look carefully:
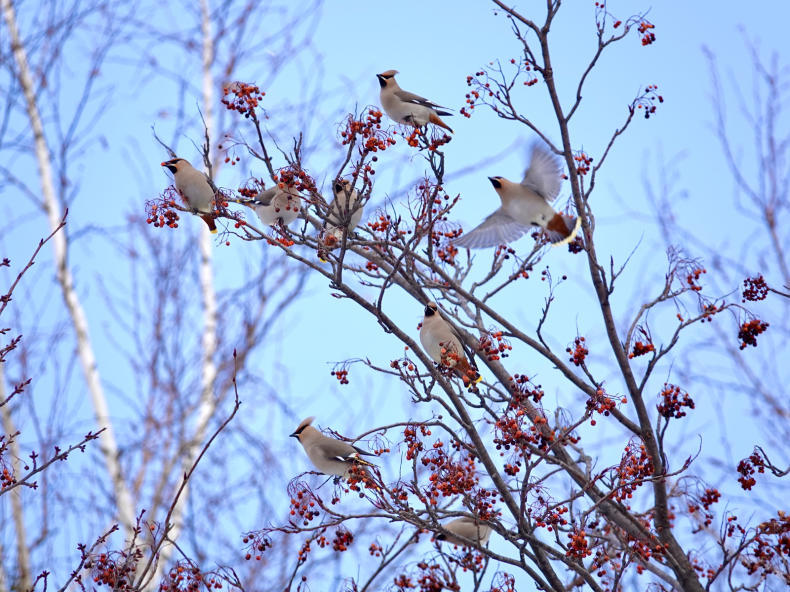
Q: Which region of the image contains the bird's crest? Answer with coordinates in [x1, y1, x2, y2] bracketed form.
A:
[293, 416, 315, 435]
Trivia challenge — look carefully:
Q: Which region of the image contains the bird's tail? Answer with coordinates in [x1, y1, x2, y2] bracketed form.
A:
[349, 453, 377, 468]
[228, 197, 267, 208]
[455, 357, 482, 388]
[200, 214, 218, 234]
[429, 112, 454, 134]
[545, 213, 581, 245]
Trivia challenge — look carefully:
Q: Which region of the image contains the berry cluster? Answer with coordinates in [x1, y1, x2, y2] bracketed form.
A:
[566, 528, 593, 559]
[737, 451, 766, 491]
[574, 151, 593, 175]
[567, 336, 588, 366]
[612, 441, 654, 502]
[638, 21, 656, 46]
[742, 275, 769, 302]
[241, 533, 272, 561]
[632, 84, 663, 119]
[479, 331, 512, 362]
[159, 563, 226, 592]
[629, 340, 655, 359]
[221, 82, 265, 119]
[84, 549, 142, 591]
[145, 187, 182, 229]
[737, 319, 769, 350]
[656, 383, 695, 419]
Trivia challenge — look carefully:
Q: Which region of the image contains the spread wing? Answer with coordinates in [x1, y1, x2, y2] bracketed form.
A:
[522, 142, 563, 202]
[394, 88, 451, 113]
[453, 209, 531, 249]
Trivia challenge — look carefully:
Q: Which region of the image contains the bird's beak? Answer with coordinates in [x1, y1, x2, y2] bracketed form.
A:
[289, 432, 298, 438]
[488, 177, 502, 189]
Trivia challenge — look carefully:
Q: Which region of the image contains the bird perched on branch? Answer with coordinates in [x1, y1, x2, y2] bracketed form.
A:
[453, 141, 580, 249]
[161, 158, 217, 233]
[323, 179, 364, 247]
[290, 417, 377, 479]
[437, 516, 492, 547]
[377, 70, 454, 133]
[420, 302, 480, 387]
[248, 185, 301, 227]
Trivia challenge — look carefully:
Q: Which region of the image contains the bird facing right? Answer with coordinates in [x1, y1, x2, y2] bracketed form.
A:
[453, 141, 580, 249]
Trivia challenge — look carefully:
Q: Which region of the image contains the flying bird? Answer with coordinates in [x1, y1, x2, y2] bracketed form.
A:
[453, 142, 580, 249]
[377, 70, 453, 133]
[290, 417, 377, 479]
[161, 158, 217, 233]
[419, 302, 480, 387]
[436, 516, 492, 547]
[248, 185, 301, 227]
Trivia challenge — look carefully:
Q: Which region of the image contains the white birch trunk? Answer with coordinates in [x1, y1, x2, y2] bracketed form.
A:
[0, 366, 31, 591]
[1, 0, 136, 539]
[146, 0, 219, 584]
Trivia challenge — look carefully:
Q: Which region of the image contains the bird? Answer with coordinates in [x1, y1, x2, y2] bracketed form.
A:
[419, 302, 480, 387]
[323, 179, 364, 247]
[377, 70, 453, 133]
[248, 185, 301, 227]
[290, 417, 377, 479]
[453, 141, 580, 249]
[161, 158, 217, 233]
[436, 516, 492, 547]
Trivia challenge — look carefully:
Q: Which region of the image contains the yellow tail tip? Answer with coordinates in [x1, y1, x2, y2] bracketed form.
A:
[552, 216, 581, 247]
[474, 374, 483, 383]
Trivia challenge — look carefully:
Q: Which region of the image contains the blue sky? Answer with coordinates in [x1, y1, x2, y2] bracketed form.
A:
[2, 0, 789, 587]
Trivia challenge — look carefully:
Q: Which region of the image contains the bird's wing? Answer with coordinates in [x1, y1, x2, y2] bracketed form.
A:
[318, 437, 375, 465]
[453, 209, 531, 249]
[522, 142, 563, 202]
[393, 88, 449, 111]
[351, 443, 376, 457]
[256, 187, 278, 206]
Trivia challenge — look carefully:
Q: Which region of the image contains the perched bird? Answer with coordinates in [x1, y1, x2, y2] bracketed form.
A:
[437, 516, 492, 547]
[290, 417, 377, 478]
[323, 179, 364, 247]
[249, 185, 301, 227]
[419, 302, 480, 387]
[377, 70, 453, 133]
[161, 158, 217, 233]
[453, 142, 580, 249]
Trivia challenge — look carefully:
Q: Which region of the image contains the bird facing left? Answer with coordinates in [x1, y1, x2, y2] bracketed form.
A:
[290, 417, 378, 481]
[161, 158, 218, 233]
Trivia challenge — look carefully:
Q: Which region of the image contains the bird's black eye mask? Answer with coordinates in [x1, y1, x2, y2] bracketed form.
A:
[488, 177, 503, 190]
[424, 305, 437, 316]
[290, 425, 308, 438]
[161, 158, 182, 174]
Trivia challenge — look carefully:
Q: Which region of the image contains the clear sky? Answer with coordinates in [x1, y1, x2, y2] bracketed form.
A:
[1, 0, 788, 587]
